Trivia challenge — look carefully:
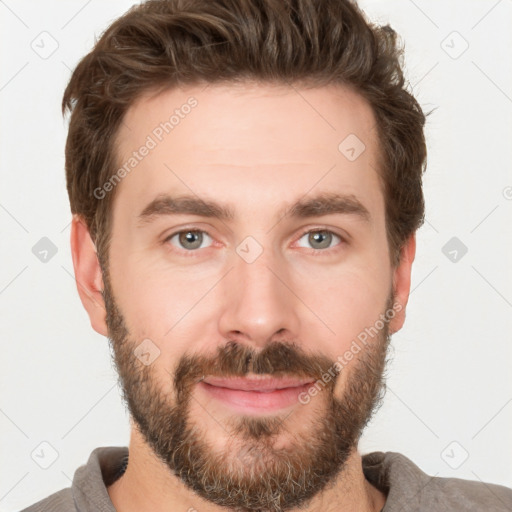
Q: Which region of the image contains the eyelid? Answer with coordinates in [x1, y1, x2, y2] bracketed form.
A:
[162, 224, 216, 242]
[162, 225, 347, 256]
[162, 227, 216, 256]
[293, 227, 346, 252]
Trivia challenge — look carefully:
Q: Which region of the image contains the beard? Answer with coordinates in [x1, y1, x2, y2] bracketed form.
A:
[101, 265, 392, 512]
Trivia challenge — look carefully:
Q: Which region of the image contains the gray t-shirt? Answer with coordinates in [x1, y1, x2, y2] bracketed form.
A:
[21, 446, 512, 511]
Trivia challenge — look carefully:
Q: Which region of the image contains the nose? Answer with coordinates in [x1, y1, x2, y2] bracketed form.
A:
[217, 247, 302, 349]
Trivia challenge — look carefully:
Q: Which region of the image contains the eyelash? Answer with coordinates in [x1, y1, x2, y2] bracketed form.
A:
[163, 227, 346, 257]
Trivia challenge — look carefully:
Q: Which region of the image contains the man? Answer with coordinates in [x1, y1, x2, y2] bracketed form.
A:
[22, 0, 512, 511]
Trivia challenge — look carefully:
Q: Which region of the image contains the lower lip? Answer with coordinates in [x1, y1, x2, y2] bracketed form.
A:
[198, 381, 313, 413]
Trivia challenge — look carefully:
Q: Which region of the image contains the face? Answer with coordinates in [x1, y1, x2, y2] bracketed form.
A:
[95, 83, 406, 511]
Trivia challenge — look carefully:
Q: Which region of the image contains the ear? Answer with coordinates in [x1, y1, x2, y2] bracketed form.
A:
[70, 214, 108, 337]
[388, 233, 416, 335]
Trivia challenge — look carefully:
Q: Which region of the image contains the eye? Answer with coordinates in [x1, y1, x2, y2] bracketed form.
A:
[165, 230, 213, 251]
[296, 229, 343, 251]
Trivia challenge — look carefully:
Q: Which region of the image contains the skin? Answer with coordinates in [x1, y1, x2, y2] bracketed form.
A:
[71, 82, 416, 512]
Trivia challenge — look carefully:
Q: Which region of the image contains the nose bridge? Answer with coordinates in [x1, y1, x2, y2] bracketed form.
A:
[217, 242, 300, 345]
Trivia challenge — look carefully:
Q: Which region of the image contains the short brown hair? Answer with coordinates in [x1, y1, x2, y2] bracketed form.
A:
[63, 0, 428, 269]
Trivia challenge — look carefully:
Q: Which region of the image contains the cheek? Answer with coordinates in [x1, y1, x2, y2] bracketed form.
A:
[124, 281, 177, 337]
[109, 258, 219, 368]
[304, 270, 389, 348]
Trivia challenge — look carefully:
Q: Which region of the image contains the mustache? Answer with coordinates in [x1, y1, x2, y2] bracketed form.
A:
[173, 340, 339, 402]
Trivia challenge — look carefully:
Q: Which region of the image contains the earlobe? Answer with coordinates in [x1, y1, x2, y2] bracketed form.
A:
[70, 214, 108, 337]
[388, 234, 416, 335]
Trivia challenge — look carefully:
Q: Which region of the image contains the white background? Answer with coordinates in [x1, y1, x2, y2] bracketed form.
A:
[1, 1, 511, 510]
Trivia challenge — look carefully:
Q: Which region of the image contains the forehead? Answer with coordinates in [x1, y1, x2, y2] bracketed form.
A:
[113, 82, 383, 228]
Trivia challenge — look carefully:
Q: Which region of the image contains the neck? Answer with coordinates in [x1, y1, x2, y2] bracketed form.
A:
[108, 428, 386, 512]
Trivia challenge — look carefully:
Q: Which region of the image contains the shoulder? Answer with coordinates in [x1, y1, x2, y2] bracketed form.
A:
[429, 474, 512, 511]
[20, 487, 75, 512]
[363, 451, 512, 511]
[20, 446, 128, 512]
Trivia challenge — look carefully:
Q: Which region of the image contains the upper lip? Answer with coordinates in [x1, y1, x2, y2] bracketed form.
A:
[202, 376, 315, 392]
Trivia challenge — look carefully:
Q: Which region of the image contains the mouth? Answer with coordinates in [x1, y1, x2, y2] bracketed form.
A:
[198, 375, 315, 413]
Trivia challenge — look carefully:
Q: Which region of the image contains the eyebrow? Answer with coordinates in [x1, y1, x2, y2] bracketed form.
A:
[136, 192, 371, 226]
